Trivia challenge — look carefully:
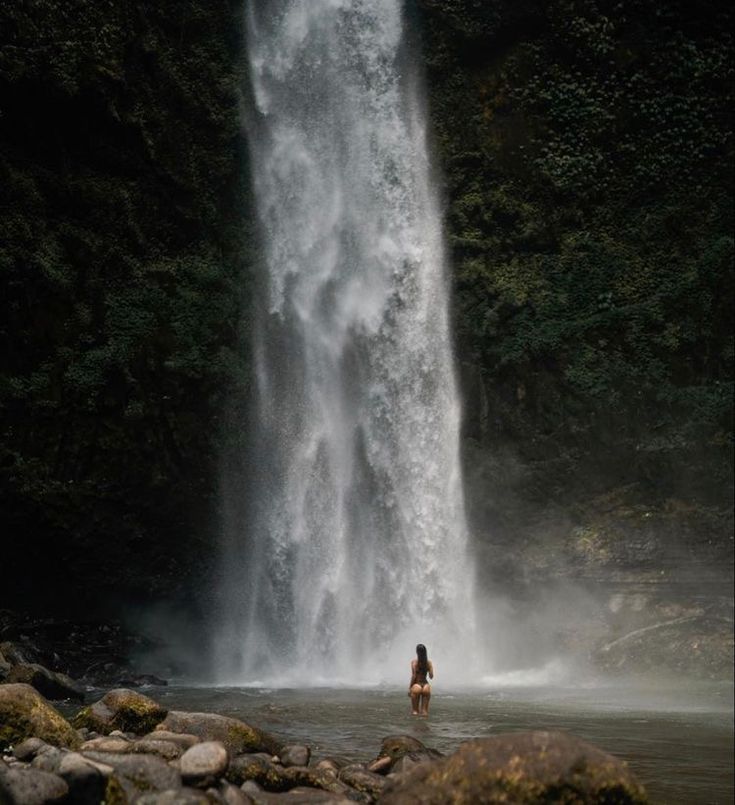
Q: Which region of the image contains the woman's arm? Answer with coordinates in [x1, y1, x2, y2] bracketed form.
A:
[428, 661, 434, 680]
[409, 659, 417, 688]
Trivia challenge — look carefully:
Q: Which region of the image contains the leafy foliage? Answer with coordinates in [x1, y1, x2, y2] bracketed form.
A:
[0, 0, 252, 610]
[420, 0, 733, 496]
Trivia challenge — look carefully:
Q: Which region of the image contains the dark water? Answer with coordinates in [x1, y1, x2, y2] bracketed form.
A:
[143, 682, 734, 805]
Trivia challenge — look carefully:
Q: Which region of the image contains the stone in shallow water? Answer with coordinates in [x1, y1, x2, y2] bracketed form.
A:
[72, 688, 167, 735]
[379, 730, 649, 804]
[158, 711, 282, 755]
[279, 744, 311, 767]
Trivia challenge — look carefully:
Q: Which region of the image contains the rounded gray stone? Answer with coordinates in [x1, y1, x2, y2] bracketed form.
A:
[180, 740, 229, 784]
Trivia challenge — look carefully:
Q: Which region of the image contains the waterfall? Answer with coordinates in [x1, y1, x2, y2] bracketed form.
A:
[216, 0, 476, 685]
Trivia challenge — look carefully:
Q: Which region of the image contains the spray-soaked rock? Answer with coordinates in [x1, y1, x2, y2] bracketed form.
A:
[72, 688, 167, 734]
[379, 730, 649, 804]
[158, 711, 282, 755]
[6, 663, 85, 702]
[337, 764, 387, 798]
[0, 684, 81, 750]
[279, 744, 311, 767]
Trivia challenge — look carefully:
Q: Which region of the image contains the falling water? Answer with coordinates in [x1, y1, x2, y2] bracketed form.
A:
[216, 0, 476, 685]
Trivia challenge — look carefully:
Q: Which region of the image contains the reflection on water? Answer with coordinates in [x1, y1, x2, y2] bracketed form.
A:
[146, 683, 733, 805]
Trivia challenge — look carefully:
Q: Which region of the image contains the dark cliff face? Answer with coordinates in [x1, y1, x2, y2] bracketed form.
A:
[0, 1, 251, 614]
[417, 0, 733, 546]
[0, 1, 732, 618]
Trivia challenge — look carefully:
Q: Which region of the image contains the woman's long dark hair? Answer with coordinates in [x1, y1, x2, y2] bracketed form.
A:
[416, 643, 428, 674]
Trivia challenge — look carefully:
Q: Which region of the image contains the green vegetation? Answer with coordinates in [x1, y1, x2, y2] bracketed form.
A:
[0, 1, 252, 610]
[0, 1, 731, 612]
[420, 0, 733, 499]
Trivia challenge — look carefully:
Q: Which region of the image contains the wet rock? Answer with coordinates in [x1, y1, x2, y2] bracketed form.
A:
[30, 745, 65, 774]
[0, 683, 81, 750]
[81, 750, 182, 797]
[365, 756, 391, 775]
[246, 787, 353, 803]
[158, 710, 282, 755]
[72, 687, 167, 734]
[390, 750, 439, 774]
[180, 740, 230, 787]
[281, 767, 355, 798]
[144, 729, 201, 750]
[80, 736, 133, 753]
[227, 754, 287, 790]
[376, 735, 438, 762]
[57, 751, 109, 804]
[136, 787, 211, 804]
[0, 648, 11, 681]
[280, 744, 311, 767]
[217, 780, 254, 804]
[133, 737, 184, 760]
[0, 640, 40, 667]
[379, 730, 649, 804]
[338, 764, 386, 797]
[313, 758, 344, 773]
[6, 663, 85, 702]
[11, 737, 48, 762]
[0, 763, 69, 804]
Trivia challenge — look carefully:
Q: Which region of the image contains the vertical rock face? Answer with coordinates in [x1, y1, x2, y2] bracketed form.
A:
[216, 0, 476, 683]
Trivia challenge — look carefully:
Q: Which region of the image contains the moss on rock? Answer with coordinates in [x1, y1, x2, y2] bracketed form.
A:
[0, 683, 81, 750]
[72, 688, 167, 735]
[380, 730, 648, 804]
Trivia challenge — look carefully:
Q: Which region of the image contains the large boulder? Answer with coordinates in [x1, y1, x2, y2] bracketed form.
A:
[0, 684, 81, 750]
[6, 663, 85, 702]
[371, 734, 442, 774]
[72, 688, 167, 734]
[157, 711, 282, 755]
[379, 730, 648, 804]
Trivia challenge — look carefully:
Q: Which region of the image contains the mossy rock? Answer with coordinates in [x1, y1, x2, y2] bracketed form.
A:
[72, 688, 167, 735]
[380, 730, 649, 804]
[156, 710, 282, 755]
[226, 754, 288, 791]
[0, 683, 81, 750]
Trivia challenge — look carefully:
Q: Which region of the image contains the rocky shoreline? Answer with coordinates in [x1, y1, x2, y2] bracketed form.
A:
[0, 684, 649, 804]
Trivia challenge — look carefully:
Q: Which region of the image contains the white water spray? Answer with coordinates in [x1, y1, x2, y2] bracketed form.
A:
[216, 0, 476, 685]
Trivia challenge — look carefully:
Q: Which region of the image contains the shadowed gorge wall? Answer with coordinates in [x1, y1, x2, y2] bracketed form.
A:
[0, 0, 251, 614]
[0, 0, 732, 663]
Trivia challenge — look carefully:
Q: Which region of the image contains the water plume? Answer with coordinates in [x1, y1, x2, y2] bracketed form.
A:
[215, 0, 476, 685]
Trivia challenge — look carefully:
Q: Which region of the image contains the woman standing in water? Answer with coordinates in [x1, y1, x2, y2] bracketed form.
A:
[409, 644, 434, 716]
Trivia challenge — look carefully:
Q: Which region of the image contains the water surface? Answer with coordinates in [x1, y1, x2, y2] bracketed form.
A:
[151, 682, 734, 805]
